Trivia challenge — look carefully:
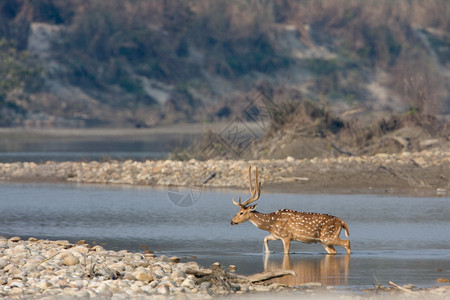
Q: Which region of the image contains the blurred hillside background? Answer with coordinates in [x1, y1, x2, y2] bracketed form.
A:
[1, 0, 449, 129]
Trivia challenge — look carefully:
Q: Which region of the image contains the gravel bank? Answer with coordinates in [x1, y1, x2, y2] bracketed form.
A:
[0, 150, 448, 194]
[1, 236, 449, 299]
[0, 236, 278, 299]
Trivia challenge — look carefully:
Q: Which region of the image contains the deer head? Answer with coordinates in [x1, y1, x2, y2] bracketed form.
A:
[231, 166, 261, 225]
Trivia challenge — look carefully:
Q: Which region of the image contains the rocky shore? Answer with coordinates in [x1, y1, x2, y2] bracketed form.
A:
[1, 236, 449, 299]
[0, 236, 286, 299]
[0, 150, 449, 195]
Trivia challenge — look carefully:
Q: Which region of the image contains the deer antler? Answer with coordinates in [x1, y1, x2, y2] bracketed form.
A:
[232, 166, 261, 207]
[232, 196, 242, 207]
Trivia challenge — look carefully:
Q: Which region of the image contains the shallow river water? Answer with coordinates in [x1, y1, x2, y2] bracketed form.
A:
[0, 183, 449, 289]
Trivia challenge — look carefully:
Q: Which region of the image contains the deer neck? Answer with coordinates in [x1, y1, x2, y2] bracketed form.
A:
[249, 211, 272, 232]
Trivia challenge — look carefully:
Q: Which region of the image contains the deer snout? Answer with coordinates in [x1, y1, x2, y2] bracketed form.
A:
[231, 220, 237, 225]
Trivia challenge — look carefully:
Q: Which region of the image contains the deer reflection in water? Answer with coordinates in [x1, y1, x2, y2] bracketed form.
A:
[264, 253, 350, 286]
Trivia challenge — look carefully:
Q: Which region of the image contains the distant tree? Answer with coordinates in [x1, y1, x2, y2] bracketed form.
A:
[0, 38, 42, 104]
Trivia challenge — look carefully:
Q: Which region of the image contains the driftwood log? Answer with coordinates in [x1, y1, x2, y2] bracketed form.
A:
[247, 269, 296, 283]
[185, 265, 295, 284]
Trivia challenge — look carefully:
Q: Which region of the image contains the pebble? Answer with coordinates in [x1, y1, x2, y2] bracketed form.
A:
[228, 264, 237, 272]
[132, 267, 152, 282]
[171, 269, 186, 281]
[9, 237, 21, 243]
[62, 253, 79, 266]
[157, 284, 170, 295]
[211, 262, 221, 270]
[0, 259, 7, 268]
[170, 256, 180, 263]
[181, 278, 195, 289]
[37, 280, 53, 290]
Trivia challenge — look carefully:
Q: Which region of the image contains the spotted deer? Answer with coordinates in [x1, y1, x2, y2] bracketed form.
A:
[230, 167, 351, 254]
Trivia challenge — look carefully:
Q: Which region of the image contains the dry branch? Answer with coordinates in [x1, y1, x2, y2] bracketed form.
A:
[389, 281, 419, 296]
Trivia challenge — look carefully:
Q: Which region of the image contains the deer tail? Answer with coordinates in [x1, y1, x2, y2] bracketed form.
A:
[342, 221, 350, 237]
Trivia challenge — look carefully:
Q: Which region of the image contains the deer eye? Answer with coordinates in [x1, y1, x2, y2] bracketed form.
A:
[239, 212, 244, 215]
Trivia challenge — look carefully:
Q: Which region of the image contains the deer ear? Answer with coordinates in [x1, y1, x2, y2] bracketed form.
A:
[249, 204, 258, 211]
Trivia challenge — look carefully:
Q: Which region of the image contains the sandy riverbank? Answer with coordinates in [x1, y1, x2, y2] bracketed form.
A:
[1, 236, 449, 299]
[0, 149, 448, 195]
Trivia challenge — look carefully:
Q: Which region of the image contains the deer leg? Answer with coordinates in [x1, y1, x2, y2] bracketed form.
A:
[323, 244, 337, 254]
[331, 238, 352, 254]
[281, 238, 291, 254]
[325, 225, 352, 254]
[325, 238, 352, 254]
[263, 252, 270, 270]
[334, 224, 352, 254]
[263, 234, 277, 253]
[336, 223, 352, 254]
[344, 239, 351, 254]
